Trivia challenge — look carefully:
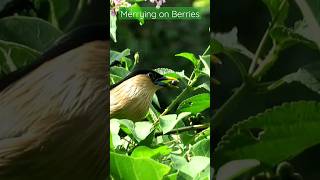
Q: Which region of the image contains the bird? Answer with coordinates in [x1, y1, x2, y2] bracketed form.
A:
[110, 70, 178, 121]
[0, 24, 108, 180]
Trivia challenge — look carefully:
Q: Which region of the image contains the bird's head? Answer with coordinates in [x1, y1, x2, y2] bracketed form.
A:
[111, 70, 179, 90]
[110, 69, 179, 121]
[144, 70, 179, 88]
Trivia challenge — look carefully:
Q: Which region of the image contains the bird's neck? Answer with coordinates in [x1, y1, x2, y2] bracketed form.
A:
[110, 75, 160, 121]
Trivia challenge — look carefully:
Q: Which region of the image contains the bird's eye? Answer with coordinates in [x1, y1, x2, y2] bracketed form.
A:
[147, 73, 154, 79]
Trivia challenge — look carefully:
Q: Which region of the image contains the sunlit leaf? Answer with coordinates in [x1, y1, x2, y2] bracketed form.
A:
[110, 66, 130, 79]
[135, 121, 153, 141]
[110, 119, 121, 148]
[111, 152, 171, 180]
[110, 49, 130, 65]
[131, 146, 171, 159]
[160, 112, 191, 134]
[154, 68, 187, 80]
[177, 93, 210, 114]
[191, 138, 210, 157]
[175, 52, 198, 67]
[179, 156, 210, 179]
[200, 54, 210, 77]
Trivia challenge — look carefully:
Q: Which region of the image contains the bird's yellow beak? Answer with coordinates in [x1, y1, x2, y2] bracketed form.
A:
[155, 76, 179, 88]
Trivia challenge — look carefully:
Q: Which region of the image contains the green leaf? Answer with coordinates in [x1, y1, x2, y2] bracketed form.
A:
[134, 121, 153, 141]
[110, 74, 123, 85]
[0, 16, 63, 52]
[195, 83, 210, 92]
[294, 0, 320, 49]
[212, 27, 254, 59]
[34, 0, 86, 31]
[160, 112, 191, 134]
[154, 68, 187, 80]
[110, 66, 130, 79]
[131, 146, 171, 158]
[179, 156, 210, 179]
[177, 93, 210, 114]
[262, 0, 289, 24]
[164, 172, 178, 180]
[194, 166, 210, 180]
[118, 119, 152, 142]
[175, 52, 198, 67]
[191, 138, 210, 157]
[110, 49, 131, 65]
[0, 40, 40, 78]
[269, 62, 320, 94]
[159, 114, 177, 134]
[211, 39, 224, 54]
[110, 13, 117, 42]
[195, 128, 210, 142]
[200, 54, 210, 77]
[152, 94, 161, 108]
[216, 159, 260, 180]
[110, 119, 121, 148]
[270, 25, 317, 49]
[110, 152, 171, 180]
[193, 0, 210, 9]
[215, 101, 320, 169]
[110, 133, 116, 151]
[147, 104, 160, 122]
[170, 154, 188, 170]
[48, 0, 70, 29]
[118, 119, 135, 135]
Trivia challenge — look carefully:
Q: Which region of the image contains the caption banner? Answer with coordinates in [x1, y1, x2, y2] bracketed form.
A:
[118, 7, 202, 20]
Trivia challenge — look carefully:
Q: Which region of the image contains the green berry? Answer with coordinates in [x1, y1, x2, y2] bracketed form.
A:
[276, 162, 294, 178]
[290, 173, 303, 180]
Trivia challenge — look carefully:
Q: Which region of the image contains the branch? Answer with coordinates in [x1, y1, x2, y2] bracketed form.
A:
[155, 123, 209, 137]
[248, 0, 288, 76]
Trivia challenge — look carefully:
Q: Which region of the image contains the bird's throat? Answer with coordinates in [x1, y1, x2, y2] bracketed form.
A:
[110, 76, 159, 121]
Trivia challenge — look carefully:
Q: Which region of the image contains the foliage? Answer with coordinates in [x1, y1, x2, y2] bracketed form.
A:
[213, 0, 320, 179]
[0, 0, 85, 79]
[110, 46, 211, 180]
[110, 0, 210, 179]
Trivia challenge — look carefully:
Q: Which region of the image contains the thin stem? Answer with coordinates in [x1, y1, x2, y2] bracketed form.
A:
[155, 124, 209, 137]
[202, 45, 211, 56]
[248, 0, 288, 76]
[65, 0, 85, 31]
[225, 50, 248, 81]
[252, 45, 281, 78]
[248, 28, 270, 74]
[155, 86, 192, 122]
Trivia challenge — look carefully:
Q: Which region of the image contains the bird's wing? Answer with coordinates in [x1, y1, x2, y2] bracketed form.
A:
[0, 41, 108, 180]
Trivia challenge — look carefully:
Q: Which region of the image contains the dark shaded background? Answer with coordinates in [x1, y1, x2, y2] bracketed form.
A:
[111, 0, 210, 107]
[212, 0, 320, 179]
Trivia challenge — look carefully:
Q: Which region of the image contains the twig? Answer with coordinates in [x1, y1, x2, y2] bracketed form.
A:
[155, 124, 209, 137]
[248, 28, 270, 74]
[248, 0, 288, 76]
